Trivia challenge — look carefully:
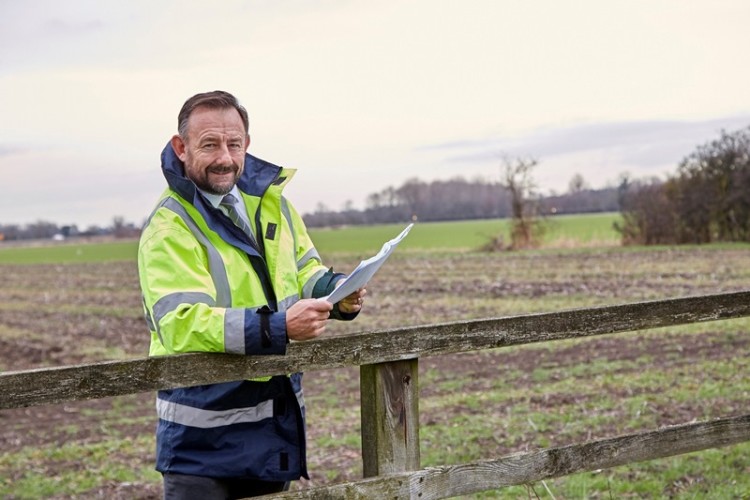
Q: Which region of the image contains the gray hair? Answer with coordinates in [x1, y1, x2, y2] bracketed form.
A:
[177, 90, 249, 138]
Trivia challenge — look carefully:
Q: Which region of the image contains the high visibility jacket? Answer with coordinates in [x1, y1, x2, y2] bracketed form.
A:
[138, 142, 352, 481]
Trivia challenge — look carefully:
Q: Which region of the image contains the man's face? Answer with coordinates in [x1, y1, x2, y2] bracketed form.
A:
[171, 106, 250, 195]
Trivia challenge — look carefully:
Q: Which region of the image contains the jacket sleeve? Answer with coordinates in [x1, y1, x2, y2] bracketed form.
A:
[138, 221, 287, 357]
[283, 198, 359, 321]
[285, 198, 329, 300]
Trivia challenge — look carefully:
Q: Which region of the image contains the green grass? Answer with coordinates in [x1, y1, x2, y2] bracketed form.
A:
[483, 443, 750, 499]
[311, 212, 622, 255]
[0, 213, 622, 264]
[0, 435, 160, 499]
[544, 211, 622, 243]
[486, 443, 750, 499]
[0, 240, 138, 264]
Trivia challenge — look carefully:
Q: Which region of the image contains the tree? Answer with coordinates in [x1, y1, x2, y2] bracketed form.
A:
[25, 220, 59, 240]
[568, 173, 589, 194]
[484, 156, 545, 251]
[615, 125, 750, 245]
[112, 216, 127, 238]
[676, 126, 750, 242]
[615, 177, 677, 245]
[395, 178, 428, 219]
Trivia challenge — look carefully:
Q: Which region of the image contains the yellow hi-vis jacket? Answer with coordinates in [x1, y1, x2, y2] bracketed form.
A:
[137, 142, 354, 480]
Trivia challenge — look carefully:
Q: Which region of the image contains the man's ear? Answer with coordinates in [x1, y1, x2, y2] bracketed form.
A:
[245, 134, 251, 152]
[171, 135, 187, 161]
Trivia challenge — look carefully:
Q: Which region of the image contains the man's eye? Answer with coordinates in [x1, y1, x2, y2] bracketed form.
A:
[229, 143, 242, 150]
[202, 143, 216, 150]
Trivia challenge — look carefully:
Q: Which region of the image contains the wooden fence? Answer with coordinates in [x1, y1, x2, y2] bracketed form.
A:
[2, 291, 750, 498]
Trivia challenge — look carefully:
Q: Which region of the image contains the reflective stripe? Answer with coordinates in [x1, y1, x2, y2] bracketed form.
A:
[301, 268, 326, 299]
[224, 308, 245, 354]
[152, 292, 216, 325]
[143, 197, 167, 228]
[162, 198, 232, 307]
[142, 295, 158, 341]
[277, 293, 299, 312]
[157, 397, 273, 428]
[296, 388, 305, 410]
[156, 389, 305, 428]
[297, 248, 320, 271]
[281, 197, 296, 254]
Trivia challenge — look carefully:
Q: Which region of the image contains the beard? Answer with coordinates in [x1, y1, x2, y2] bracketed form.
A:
[189, 163, 241, 195]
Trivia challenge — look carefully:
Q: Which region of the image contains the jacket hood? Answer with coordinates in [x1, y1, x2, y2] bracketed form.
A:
[160, 141, 283, 204]
[158, 141, 287, 278]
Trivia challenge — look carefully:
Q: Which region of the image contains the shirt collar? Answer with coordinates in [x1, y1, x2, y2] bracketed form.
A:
[198, 185, 242, 209]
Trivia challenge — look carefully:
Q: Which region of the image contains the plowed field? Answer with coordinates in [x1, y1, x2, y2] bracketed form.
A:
[1, 246, 749, 498]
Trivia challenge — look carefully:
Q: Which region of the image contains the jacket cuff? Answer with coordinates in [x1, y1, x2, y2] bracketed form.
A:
[311, 268, 346, 298]
[243, 307, 287, 355]
[331, 303, 359, 321]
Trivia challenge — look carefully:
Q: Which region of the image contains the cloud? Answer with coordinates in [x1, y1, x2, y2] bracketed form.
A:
[430, 114, 750, 167]
[0, 145, 163, 226]
[2, 1, 750, 222]
[0, 144, 33, 157]
[407, 115, 750, 194]
[0, 1, 348, 74]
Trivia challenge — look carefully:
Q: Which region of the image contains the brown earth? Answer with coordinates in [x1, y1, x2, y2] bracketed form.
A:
[1, 247, 749, 498]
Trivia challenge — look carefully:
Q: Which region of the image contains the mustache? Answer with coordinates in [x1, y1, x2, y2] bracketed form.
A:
[208, 164, 238, 174]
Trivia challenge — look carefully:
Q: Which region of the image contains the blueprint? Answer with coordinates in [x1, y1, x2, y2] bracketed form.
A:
[322, 223, 414, 304]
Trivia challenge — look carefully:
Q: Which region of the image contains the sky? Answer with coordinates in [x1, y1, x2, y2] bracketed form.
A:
[1, 0, 749, 228]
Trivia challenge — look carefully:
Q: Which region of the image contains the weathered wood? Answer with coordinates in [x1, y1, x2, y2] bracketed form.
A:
[2, 291, 749, 409]
[360, 360, 420, 477]
[263, 413, 750, 499]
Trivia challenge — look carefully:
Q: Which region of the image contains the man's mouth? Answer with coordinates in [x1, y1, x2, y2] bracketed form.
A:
[209, 166, 236, 175]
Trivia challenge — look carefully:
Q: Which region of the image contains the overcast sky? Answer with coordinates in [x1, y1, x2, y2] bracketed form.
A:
[2, 0, 749, 228]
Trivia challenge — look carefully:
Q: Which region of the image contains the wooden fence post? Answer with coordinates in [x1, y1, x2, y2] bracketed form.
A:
[360, 359, 420, 477]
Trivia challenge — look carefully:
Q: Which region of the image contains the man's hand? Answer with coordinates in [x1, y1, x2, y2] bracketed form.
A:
[286, 299, 333, 341]
[338, 286, 367, 314]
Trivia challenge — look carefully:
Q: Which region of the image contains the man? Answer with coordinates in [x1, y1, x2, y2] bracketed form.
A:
[138, 90, 365, 499]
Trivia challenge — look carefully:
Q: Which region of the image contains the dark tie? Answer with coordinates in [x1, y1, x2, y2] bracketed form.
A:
[220, 194, 257, 245]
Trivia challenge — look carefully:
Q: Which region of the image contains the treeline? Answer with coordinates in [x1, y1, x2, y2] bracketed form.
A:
[303, 177, 620, 227]
[305, 125, 750, 249]
[617, 126, 750, 245]
[0, 217, 140, 242]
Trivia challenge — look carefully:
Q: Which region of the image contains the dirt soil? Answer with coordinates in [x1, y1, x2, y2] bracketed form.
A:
[1, 247, 749, 498]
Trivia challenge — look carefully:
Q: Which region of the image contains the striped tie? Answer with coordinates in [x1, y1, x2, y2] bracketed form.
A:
[220, 194, 257, 245]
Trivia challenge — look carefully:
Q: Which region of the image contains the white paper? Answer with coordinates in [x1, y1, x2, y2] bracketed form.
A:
[322, 223, 414, 304]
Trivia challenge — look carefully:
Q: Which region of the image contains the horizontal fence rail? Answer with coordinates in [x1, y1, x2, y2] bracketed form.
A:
[263, 414, 750, 500]
[2, 290, 750, 410]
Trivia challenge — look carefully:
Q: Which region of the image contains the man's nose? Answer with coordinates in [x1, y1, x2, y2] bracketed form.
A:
[216, 143, 233, 164]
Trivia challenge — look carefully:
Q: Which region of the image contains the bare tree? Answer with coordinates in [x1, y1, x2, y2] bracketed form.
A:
[568, 173, 589, 194]
[395, 178, 428, 219]
[483, 156, 544, 251]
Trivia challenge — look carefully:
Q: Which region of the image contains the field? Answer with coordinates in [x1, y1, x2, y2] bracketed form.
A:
[1, 216, 749, 499]
[0, 213, 619, 264]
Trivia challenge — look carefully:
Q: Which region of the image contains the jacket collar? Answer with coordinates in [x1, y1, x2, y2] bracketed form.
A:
[159, 141, 283, 259]
[160, 141, 283, 203]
